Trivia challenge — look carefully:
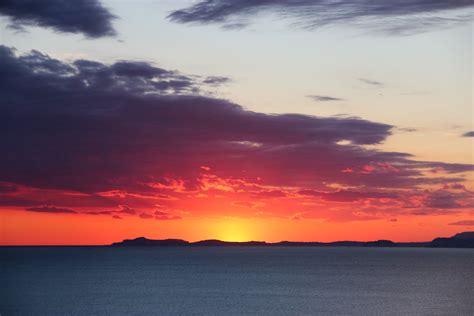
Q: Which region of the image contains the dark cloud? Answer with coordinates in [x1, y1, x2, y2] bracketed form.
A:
[0, 0, 116, 38]
[443, 183, 469, 191]
[24, 201, 179, 220]
[153, 210, 182, 220]
[448, 220, 474, 226]
[117, 205, 137, 214]
[0, 46, 472, 213]
[359, 78, 383, 86]
[168, 0, 473, 35]
[0, 182, 18, 193]
[0, 187, 119, 208]
[203, 76, 231, 86]
[423, 190, 465, 209]
[83, 210, 114, 215]
[397, 127, 418, 133]
[25, 205, 77, 214]
[462, 131, 474, 137]
[307, 95, 344, 102]
[254, 190, 287, 199]
[411, 211, 430, 216]
[298, 189, 397, 202]
[232, 201, 257, 208]
[110, 61, 169, 78]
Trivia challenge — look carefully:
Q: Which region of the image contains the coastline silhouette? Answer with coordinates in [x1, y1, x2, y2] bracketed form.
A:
[111, 232, 474, 248]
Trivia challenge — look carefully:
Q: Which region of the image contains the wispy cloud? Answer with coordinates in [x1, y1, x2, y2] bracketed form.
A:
[359, 78, 383, 86]
[203, 76, 231, 86]
[168, 0, 473, 35]
[448, 220, 474, 226]
[307, 95, 344, 102]
[26, 206, 77, 214]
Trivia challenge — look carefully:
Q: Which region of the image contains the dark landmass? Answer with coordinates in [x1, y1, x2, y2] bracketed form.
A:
[112, 232, 474, 248]
[114, 237, 189, 247]
[363, 240, 397, 247]
[193, 239, 267, 246]
[430, 232, 474, 248]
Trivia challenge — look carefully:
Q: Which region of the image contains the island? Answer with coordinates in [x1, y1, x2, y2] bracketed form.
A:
[112, 232, 474, 248]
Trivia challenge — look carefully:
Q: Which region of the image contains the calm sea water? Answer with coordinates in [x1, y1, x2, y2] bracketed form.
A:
[1, 247, 473, 315]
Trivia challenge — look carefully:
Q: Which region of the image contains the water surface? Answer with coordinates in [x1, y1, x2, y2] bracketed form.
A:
[1, 247, 473, 315]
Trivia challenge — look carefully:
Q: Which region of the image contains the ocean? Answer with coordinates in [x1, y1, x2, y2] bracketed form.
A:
[1, 247, 473, 315]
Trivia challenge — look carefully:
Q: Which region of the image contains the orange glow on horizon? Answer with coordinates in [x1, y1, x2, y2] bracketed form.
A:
[1, 209, 472, 246]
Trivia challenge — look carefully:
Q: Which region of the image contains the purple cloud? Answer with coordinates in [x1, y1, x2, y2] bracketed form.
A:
[168, 0, 473, 35]
[25, 205, 77, 214]
[153, 210, 182, 220]
[448, 220, 474, 226]
[298, 189, 397, 202]
[0, 46, 472, 215]
[0, 0, 116, 38]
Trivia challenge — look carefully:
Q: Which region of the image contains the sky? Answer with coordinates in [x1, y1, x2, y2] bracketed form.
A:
[0, 0, 473, 245]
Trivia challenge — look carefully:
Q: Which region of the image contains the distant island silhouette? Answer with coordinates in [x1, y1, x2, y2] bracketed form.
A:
[112, 232, 474, 248]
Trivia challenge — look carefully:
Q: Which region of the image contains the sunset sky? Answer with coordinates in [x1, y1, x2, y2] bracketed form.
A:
[0, 0, 473, 245]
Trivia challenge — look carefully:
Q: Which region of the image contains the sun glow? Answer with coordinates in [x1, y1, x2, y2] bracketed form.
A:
[213, 218, 255, 242]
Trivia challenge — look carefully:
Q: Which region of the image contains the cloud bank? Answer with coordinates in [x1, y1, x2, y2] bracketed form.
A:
[0, 46, 472, 221]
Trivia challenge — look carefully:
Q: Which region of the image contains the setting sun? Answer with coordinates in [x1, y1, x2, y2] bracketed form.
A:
[213, 218, 257, 242]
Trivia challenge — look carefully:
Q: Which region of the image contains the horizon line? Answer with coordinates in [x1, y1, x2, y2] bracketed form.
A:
[2, 231, 471, 247]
